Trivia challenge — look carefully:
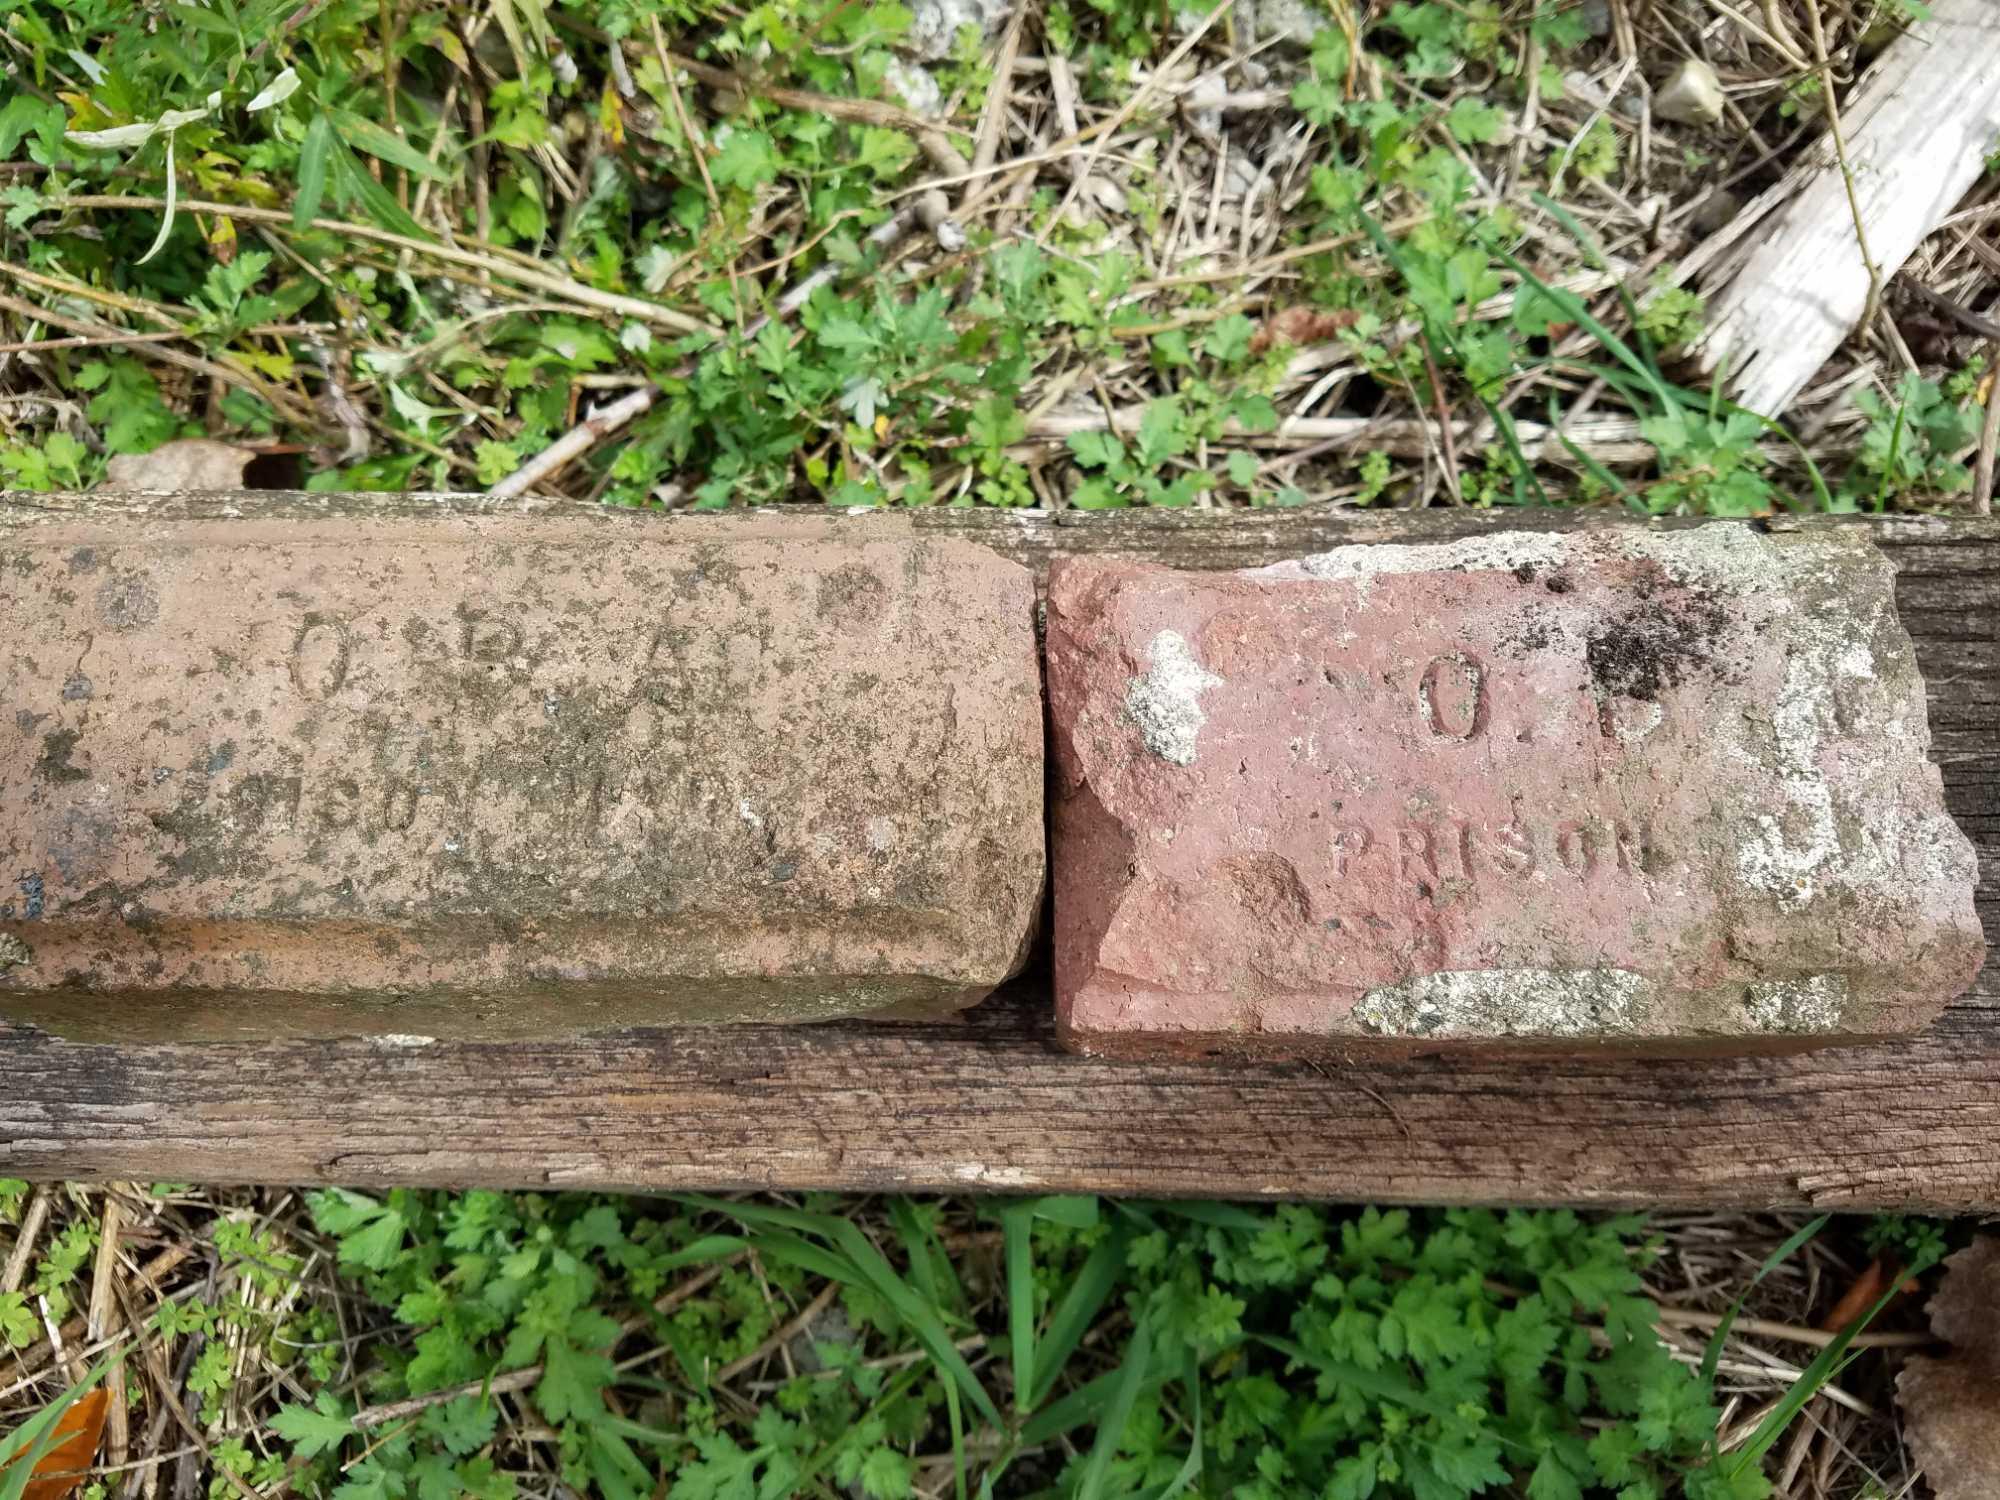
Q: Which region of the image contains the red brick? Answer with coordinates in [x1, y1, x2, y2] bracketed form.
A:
[0, 504, 1043, 1040]
[1047, 527, 1984, 1058]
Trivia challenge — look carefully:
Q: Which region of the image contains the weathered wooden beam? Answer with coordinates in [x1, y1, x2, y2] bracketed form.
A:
[2, 500, 1995, 1208]
[1690, 0, 2000, 416]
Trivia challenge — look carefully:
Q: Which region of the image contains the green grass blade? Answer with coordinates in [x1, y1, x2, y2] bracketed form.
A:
[1476, 395, 1551, 506]
[1528, 194, 1834, 511]
[1530, 190, 1661, 369]
[328, 135, 435, 243]
[0, 1359, 113, 1500]
[591, 1413, 684, 1447]
[1719, 1240, 1943, 1473]
[1698, 1215, 1828, 1393]
[1128, 1201, 1268, 1233]
[293, 112, 332, 232]
[1030, 1226, 1133, 1408]
[329, 107, 449, 182]
[1075, 1313, 1154, 1500]
[722, 1225, 864, 1287]
[1029, 1196, 1101, 1230]
[887, 1199, 964, 1324]
[1018, 1364, 1161, 1448]
[820, 1220, 1005, 1430]
[1758, 410, 1836, 511]
[1546, 394, 1640, 509]
[1495, 243, 1675, 412]
[676, 1195, 1004, 1428]
[1154, 1350, 1203, 1500]
[942, 1367, 968, 1500]
[672, 1193, 841, 1238]
[652, 1234, 749, 1272]
[1000, 1201, 1036, 1417]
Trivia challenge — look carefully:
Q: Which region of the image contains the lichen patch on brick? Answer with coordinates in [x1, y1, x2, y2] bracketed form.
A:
[1355, 968, 1651, 1038]
[1123, 629, 1222, 767]
[1741, 975, 1848, 1032]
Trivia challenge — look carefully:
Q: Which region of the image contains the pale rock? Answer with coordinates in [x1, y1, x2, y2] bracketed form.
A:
[904, 0, 1014, 61]
[883, 57, 943, 116]
[1656, 58, 1727, 125]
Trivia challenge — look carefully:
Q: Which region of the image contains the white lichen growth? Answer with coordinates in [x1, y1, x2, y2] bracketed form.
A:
[1355, 968, 1651, 1038]
[1733, 590, 1895, 907]
[1124, 630, 1223, 766]
[1252, 523, 1877, 598]
[1255, 533, 1571, 601]
[1741, 975, 1847, 1032]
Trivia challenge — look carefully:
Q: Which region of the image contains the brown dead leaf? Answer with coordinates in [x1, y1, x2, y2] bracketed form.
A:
[8, 1388, 110, 1500]
[1897, 1236, 2000, 1498]
[1820, 1256, 1918, 1332]
[97, 439, 302, 494]
[1248, 306, 1360, 356]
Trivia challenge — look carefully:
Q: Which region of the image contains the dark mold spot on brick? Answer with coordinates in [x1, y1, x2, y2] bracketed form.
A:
[816, 563, 889, 628]
[34, 728, 89, 784]
[1584, 589, 1729, 704]
[95, 572, 161, 630]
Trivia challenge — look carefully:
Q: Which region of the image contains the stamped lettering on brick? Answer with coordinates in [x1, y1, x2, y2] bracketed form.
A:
[0, 511, 1044, 1040]
[1047, 527, 1984, 1059]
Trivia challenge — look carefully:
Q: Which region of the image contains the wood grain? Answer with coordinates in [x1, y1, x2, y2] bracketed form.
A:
[1687, 0, 2000, 416]
[3, 502, 1995, 1208]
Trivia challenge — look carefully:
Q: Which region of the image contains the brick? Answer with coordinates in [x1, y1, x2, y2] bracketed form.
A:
[0, 504, 1043, 1040]
[1047, 526, 1985, 1058]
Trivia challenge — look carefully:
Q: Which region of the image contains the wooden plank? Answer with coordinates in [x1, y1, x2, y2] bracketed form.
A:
[1687, 0, 2000, 416]
[2, 503, 1996, 1208]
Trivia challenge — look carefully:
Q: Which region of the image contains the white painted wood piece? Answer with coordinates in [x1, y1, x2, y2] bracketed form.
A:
[1693, 0, 2000, 417]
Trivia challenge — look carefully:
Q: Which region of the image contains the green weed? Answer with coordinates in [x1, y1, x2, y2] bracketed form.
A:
[1841, 371, 1979, 510]
[272, 1193, 1762, 1499]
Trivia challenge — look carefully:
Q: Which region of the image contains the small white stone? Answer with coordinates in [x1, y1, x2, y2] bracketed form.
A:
[1240, 0, 1329, 47]
[883, 57, 943, 116]
[1182, 71, 1227, 142]
[903, 0, 1014, 61]
[1656, 59, 1726, 126]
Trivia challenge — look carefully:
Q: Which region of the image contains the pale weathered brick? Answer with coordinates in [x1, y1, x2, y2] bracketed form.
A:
[0, 501, 1042, 1039]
